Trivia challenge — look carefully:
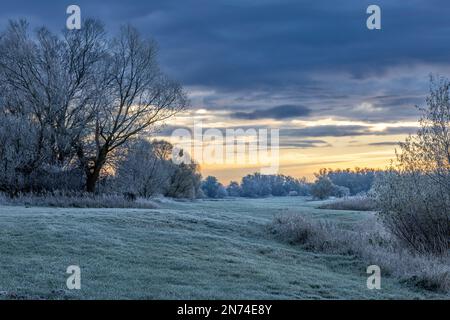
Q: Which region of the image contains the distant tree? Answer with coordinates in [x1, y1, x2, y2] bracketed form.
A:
[270, 175, 288, 196]
[216, 185, 228, 199]
[75, 25, 187, 192]
[334, 185, 350, 198]
[317, 168, 378, 195]
[240, 173, 272, 197]
[226, 181, 242, 197]
[201, 176, 227, 198]
[166, 163, 202, 199]
[310, 176, 336, 200]
[237, 173, 309, 198]
[0, 19, 187, 193]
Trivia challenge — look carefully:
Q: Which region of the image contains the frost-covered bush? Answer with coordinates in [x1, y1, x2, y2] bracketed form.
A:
[334, 185, 350, 198]
[216, 185, 228, 198]
[115, 139, 174, 197]
[373, 171, 449, 256]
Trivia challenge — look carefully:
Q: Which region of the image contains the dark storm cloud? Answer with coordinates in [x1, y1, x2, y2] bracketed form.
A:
[4, 1, 450, 86]
[159, 123, 418, 142]
[2, 0, 449, 123]
[280, 139, 330, 149]
[231, 105, 311, 120]
[282, 125, 417, 138]
[383, 126, 418, 135]
[283, 126, 369, 138]
[367, 142, 400, 146]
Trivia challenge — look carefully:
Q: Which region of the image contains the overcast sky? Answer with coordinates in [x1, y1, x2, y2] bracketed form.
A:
[1, 0, 448, 181]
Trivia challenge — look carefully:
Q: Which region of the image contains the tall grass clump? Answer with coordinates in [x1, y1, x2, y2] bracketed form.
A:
[268, 214, 450, 292]
[373, 172, 449, 256]
[318, 195, 377, 211]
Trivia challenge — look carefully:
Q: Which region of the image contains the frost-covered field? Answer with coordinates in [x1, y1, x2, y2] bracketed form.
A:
[0, 197, 447, 299]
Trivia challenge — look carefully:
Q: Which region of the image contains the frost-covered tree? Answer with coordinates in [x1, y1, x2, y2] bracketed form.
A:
[0, 116, 42, 194]
[226, 181, 242, 197]
[201, 176, 227, 198]
[77, 26, 187, 191]
[0, 20, 105, 169]
[240, 173, 272, 197]
[316, 168, 378, 195]
[76, 25, 187, 192]
[310, 176, 335, 200]
[238, 173, 309, 198]
[0, 19, 187, 193]
[373, 77, 450, 256]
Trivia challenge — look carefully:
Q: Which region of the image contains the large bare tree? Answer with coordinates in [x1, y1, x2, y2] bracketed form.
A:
[77, 25, 187, 192]
[0, 19, 105, 169]
[0, 20, 187, 193]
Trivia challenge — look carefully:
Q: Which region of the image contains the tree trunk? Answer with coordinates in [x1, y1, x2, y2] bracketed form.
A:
[86, 169, 100, 193]
[85, 148, 108, 193]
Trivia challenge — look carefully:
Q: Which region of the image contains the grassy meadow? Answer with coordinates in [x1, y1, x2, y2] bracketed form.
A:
[0, 197, 448, 299]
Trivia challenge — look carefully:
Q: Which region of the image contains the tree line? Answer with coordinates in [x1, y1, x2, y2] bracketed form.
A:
[200, 168, 379, 199]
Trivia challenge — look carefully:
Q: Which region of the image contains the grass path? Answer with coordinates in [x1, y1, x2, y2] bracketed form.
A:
[0, 197, 446, 299]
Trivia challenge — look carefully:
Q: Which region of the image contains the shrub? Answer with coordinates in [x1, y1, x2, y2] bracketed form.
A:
[373, 171, 449, 256]
[318, 196, 377, 211]
[310, 176, 336, 200]
[114, 139, 202, 199]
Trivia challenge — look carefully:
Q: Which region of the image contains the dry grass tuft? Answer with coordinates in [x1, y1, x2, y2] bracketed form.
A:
[268, 214, 450, 293]
[318, 196, 377, 211]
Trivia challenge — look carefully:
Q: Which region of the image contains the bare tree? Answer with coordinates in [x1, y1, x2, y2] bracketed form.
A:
[0, 20, 105, 168]
[76, 25, 187, 192]
[0, 20, 187, 193]
[397, 76, 450, 192]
